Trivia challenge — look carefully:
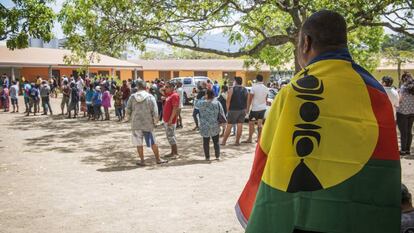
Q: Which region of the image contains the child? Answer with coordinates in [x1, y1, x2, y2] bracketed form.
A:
[113, 86, 123, 121]
[1, 85, 9, 112]
[80, 87, 87, 117]
[92, 86, 103, 121]
[85, 84, 95, 120]
[102, 86, 111, 120]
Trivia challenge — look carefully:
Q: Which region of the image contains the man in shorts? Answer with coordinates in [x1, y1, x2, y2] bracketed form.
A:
[126, 80, 167, 166]
[244, 74, 268, 143]
[9, 81, 19, 113]
[161, 81, 180, 157]
[221, 76, 248, 146]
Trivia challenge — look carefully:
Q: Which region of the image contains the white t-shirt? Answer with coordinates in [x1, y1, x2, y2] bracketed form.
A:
[384, 86, 399, 118]
[251, 82, 269, 111]
[177, 87, 184, 108]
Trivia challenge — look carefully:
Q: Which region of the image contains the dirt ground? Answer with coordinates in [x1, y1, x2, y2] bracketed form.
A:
[1, 96, 413, 233]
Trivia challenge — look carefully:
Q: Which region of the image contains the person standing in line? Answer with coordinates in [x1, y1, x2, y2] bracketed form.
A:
[381, 76, 399, 118]
[61, 80, 70, 115]
[27, 83, 39, 116]
[196, 89, 224, 160]
[244, 74, 268, 143]
[176, 81, 184, 129]
[1, 84, 9, 112]
[23, 81, 31, 113]
[80, 87, 87, 117]
[85, 84, 95, 120]
[120, 80, 131, 119]
[212, 80, 220, 97]
[92, 86, 103, 121]
[161, 81, 180, 157]
[40, 80, 53, 115]
[218, 85, 229, 136]
[102, 85, 111, 120]
[397, 72, 414, 156]
[193, 83, 207, 130]
[68, 82, 79, 118]
[113, 86, 123, 121]
[9, 81, 19, 113]
[221, 77, 248, 146]
[126, 80, 167, 166]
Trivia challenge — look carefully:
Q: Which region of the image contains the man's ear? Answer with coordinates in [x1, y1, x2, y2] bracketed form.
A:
[302, 35, 312, 54]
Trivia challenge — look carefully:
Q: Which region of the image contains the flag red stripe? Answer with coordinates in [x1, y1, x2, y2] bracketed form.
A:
[366, 86, 399, 160]
[237, 144, 268, 222]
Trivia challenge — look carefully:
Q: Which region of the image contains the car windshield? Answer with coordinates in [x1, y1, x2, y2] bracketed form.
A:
[183, 78, 192, 85]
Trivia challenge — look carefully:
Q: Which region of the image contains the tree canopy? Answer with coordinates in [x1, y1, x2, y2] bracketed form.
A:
[1, 0, 413, 72]
[0, 0, 55, 49]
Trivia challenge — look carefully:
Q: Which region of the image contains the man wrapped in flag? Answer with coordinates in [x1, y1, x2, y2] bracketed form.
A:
[236, 10, 401, 233]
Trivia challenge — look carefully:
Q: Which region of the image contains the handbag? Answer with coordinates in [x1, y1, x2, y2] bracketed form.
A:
[217, 102, 227, 124]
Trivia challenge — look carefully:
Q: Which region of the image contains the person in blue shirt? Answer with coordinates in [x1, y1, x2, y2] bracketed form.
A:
[85, 84, 95, 120]
[92, 86, 103, 120]
[212, 81, 220, 97]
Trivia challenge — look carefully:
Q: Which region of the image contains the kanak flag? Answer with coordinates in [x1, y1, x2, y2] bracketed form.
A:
[236, 49, 401, 233]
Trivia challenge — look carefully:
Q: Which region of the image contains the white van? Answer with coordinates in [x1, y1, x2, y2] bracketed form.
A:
[172, 76, 212, 104]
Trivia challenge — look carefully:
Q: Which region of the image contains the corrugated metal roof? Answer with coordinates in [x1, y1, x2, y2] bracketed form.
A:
[129, 59, 293, 71]
[0, 46, 142, 69]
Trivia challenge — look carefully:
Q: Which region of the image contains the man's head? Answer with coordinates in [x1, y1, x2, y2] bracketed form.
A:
[164, 81, 176, 94]
[298, 10, 348, 68]
[234, 76, 243, 86]
[136, 80, 146, 91]
[381, 76, 393, 87]
[402, 184, 413, 211]
[256, 74, 264, 82]
[176, 81, 183, 88]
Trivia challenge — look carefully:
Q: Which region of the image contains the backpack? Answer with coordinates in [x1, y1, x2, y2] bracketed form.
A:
[30, 87, 38, 98]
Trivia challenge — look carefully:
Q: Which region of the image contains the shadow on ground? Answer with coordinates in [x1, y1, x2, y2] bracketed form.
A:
[9, 107, 254, 172]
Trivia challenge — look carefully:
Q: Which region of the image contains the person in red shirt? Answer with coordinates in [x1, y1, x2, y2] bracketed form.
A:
[161, 81, 180, 157]
[120, 80, 131, 118]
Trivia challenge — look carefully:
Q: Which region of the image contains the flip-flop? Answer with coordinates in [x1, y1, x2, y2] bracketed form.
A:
[156, 160, 168, 164]
[242, 140, 252, 144]
[136, 161, 146, 166]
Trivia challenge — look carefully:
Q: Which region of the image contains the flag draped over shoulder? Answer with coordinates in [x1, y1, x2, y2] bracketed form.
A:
[236, 49, 401, 233]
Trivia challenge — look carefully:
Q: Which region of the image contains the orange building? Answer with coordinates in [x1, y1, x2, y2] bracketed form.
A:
[0, 46, 142, 82]
[130, 59, 294, 85]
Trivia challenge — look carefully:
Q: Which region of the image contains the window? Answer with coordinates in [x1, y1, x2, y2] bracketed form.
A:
[222, 71, 236, 83]
[116, 71, 121, 79]
[173, 71, 180, 78]
[183, 78, 192, 85]
[159, 71, 171, 80]
[194, 71, 207, 76]
[98, 70, 109, 77]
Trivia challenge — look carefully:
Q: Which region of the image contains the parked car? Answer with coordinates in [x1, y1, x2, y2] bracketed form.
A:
[172, 76, 212, 104]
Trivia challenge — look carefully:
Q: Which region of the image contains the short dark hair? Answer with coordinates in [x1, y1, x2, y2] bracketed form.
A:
[234, 76, 243, 85]
[256, 74, 264, 82]
[166, 81, 176, 89]
[382, 76, 393, 87]
[301, 10, 347, 51]
[206, 89, 215, 99]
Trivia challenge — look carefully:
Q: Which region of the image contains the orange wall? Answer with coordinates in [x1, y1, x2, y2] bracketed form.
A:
[207, 71, 223, 80]
[21, 67, 49, 82]
[143, 71, 159, 81]
[179, 70, 194, 77]
[120, 69, 132, 81]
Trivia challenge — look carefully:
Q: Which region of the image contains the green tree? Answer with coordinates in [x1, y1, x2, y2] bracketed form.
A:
[382, 34, 414, 84]
[0, 0, 55, 49]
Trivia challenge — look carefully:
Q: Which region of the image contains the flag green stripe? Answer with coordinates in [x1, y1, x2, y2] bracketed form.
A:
[246, 159, 401, 233]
